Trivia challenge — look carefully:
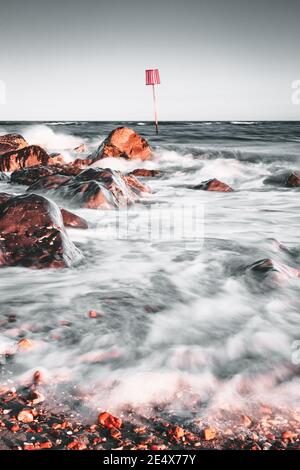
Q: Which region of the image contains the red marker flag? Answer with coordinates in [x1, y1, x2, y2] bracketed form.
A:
[145, 68, 160, 134]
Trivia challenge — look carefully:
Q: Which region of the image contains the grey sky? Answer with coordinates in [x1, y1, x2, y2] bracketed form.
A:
[0, 0, 300, 120]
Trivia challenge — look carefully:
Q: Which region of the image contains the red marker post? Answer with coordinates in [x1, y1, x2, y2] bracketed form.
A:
[145, 69, 160, 134]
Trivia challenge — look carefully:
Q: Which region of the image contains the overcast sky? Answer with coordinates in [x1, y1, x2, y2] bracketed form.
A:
[0, 0, 299, 120]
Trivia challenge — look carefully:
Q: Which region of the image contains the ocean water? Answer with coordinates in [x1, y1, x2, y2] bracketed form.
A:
[0, 121, 300, 421]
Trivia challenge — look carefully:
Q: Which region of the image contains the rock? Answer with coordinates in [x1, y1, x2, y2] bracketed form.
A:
[74, 144, 87, 153]
[0, 193, 82, 268]
[60, 208, 88, 229]
[0, 192, 13, 207]
[286, 172, 300, 187]
[88, 310, 100, 318]
[123, 174, 151, 194]
[17, 338, 34, 350]
[11, 164, 82, 186]
[129, 169, 160, 177]
[241, 415, 252, 427]
[0, 133, 28, 155]
[193, 178, 233, 192]
[247, 258, 300, 280]
[98, 412, 122, 429]
[57, 168, 142, 209]
[27, 174, 71, 191]
[0, 145, 65, 172]
[203, 427, 216, 441]
[17, 409, 34, 423]
[92, 127, 152, 161]
[0, 171, 9, 181]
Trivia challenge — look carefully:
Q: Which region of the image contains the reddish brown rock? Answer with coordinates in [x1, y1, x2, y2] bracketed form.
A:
[203, 427, 216, 441]
[247, 258, 300, 280]
[27, 174, 71, 191]
[98, 412, 122, 429]
[0, 193, 82, 268]
[74, 144, 87, 153]
[60, 208, 88, 229]
[11, 164, 82, 186]
[57, 168, 140, 209]
[92, 127, 152, 161]
[129, 168, 160, 177]
[0, 192, 13, 207]
[286, 172, 300, 187]
[17, 409, 34, 423]
[0, 145, 66, 172]
[0, 133, 28, 155]
[193, 178, 233, 192]
[123, 174, 151, 194]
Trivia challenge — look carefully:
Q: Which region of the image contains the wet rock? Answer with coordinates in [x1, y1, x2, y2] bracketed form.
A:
[247, 258, 300, 280]
[17, 338, 34, 350]
[98, 412, 122, 429]
[0, 193, 82, 268]
[193, 178, 233, 192]
[60, 208, 88, 229]
[92, 127, 152, 161]
[0, 145, 65, 172]
[11, 164, 82, 186]
[123, 174, 151, 194]
[27, 174, 71, 191]
[286, 172, 300, 187]
[17, 409, 34, 423]
[0, 172, 9, 181]
[74, 144, 87, 153]
[0, 193, 13, 207]
[129, 169, 160, 177]
[203, 427, 216, 441]
[57, 168, 142, 209]
[0, 133, 28, 155]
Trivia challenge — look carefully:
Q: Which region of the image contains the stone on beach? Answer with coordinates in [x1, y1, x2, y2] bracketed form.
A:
[98, 412, 122, 430]
[91, 127, 152, 161]
[0, 193, 82, 268]
[193, 178, 233, 192]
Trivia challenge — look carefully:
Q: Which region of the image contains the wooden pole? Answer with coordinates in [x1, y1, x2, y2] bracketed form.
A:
[152, 84, 159, 134]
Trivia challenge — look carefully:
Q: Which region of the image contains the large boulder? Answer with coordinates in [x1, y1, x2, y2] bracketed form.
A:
[0, 146, 66, 172]
[27, 174, 71, 191]
[91, 127, 152, 161]
[0, 134, 28, 155]
[55, 168, 149, 209]
[0, 193, 82, 268]
[60, 208, 88, 229]
[11, 164, 82, 186]
[192, 178, 233, 192]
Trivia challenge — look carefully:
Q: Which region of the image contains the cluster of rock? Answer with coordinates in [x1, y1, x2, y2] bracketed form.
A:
[0, 127, 154, 269]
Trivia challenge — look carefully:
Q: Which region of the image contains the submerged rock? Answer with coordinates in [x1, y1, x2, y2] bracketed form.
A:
[286, 172, 300, 187]
[0, 193, 82, 268]
[193, 178, 233, 192]
[0, 133, 28, 155]
[11, 164, 82, 186]
[129, 169, 160, 177]
[247, 258, 300, 280]
[0, 171, 9, 181]
[0, 145, 65, 172]
[60, 208, 88, 229]
[27, 174, 71, 191]
[57, 168, 149, 209]
[74, 144, 87, 153]
[0, 192, 13, 207]
[92, 127, 152, 161]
